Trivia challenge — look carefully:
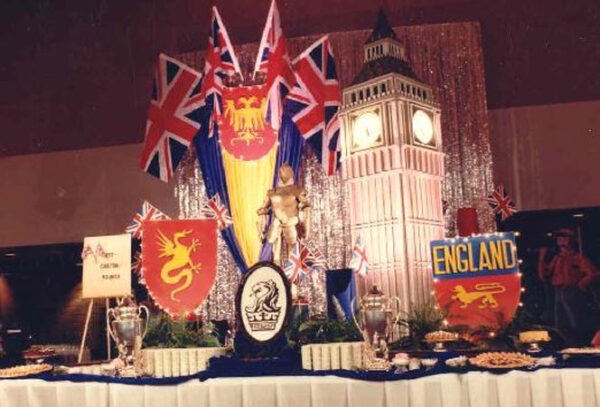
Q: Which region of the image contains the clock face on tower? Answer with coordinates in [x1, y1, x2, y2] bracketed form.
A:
[412, 109, 434, 145]
[352, 110, 382, 151]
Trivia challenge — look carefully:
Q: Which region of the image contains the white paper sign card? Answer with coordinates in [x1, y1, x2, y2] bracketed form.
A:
[82, 233, 132, 299]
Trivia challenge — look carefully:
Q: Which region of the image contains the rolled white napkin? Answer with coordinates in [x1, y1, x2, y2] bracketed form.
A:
[340, 343, 353, 370]
[311, 345, 322, 370]
[162, 349, 172, 377]
[197, 349, 207, 371]
[171, 349, 180, 377]
[179, 349, 189, 376]
[301, 345, 312, 370]
[188, 348, 198, 374]
[330, 344, 341, 370]
[154, 350, 164, 378]
[320, 344, 331, 370]
[351, 342, 363, 370]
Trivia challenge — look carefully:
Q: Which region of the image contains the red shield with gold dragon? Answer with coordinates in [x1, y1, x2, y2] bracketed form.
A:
[142, 219, 217, 316]
[218, 85, 277, 161]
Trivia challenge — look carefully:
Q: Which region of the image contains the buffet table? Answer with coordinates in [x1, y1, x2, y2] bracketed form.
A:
[1, 369, 599, 407]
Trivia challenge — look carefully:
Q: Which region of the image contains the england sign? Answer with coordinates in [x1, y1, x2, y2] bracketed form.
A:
[430, 233, 521, 329]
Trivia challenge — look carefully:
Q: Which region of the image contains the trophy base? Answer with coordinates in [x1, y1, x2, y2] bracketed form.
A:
[117, 365, 139, 378]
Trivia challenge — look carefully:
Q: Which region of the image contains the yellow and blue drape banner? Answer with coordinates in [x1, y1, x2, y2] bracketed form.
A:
[194, 83, 305, 272]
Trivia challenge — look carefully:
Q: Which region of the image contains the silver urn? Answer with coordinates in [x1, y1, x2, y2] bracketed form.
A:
[358, 285, 401, 359]
[107, 298, 149, 375]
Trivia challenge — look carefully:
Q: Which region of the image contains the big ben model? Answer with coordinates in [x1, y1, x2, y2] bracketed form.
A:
[340, 11, 445, 313]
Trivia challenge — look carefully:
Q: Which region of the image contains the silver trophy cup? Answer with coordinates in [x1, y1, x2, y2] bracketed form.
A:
[358, 285, 401, 360]
[107, 298, 149, 375]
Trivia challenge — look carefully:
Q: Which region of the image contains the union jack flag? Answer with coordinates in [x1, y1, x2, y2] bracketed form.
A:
[286, 36, 341, 175]
[284, 242, 315, 283]
[307, 244, 328, 270]
[253, 0, 295, 130]
[140, 54, 204, 182]
[198, 7, 241, 120]
[349, 235, 368, 276]
[200, 194, 233, 231]
[132, 250, 142, 274]
[486, 184, 517, 221]
[125, 201, 170, 239]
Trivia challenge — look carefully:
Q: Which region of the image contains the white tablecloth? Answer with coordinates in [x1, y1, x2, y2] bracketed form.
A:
[1, 369, 599, 407]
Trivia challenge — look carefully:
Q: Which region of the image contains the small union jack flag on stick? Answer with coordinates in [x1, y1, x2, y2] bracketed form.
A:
[486, 184, 517, 221]
[349, 235, 368, 276]
[201, 194, 233, 231]
[132, 250, 142, 274]
[284, 242, 315, 284]
[125, 201, 170, 239]
[305, 242, 328, 271]
[253, 0, 295, 130]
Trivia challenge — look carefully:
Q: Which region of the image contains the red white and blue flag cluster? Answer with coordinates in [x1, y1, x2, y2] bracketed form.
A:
[486, 184, 518, 221]
[139, 0, 341, 182]
[349, 235, 369, 276]
[200, 194, 233, 231]
[283, 241, 328, 283]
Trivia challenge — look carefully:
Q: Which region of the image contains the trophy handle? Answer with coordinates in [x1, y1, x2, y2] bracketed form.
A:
[106, 307, 118, 343]
[138, 305, 150, 339]
[389, 296, 403, 326]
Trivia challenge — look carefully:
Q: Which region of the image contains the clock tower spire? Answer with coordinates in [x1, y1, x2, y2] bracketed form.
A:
[340, 12, 445, 315]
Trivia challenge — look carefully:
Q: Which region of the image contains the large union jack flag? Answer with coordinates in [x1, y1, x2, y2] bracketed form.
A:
[286, 36, 341, 175]
[125, 201, 171, 239]
[349, 235, 368, 276]
[198, 7, 241, 120]
[284, 242, 315, 283]
[200, 194, 233, 231]
[486, 184, 517, 221]
[253, 0, 295, 130]
[140, 54, 204, 182]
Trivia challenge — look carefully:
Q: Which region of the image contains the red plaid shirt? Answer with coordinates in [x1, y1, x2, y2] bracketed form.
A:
[539, 251, 598, 288]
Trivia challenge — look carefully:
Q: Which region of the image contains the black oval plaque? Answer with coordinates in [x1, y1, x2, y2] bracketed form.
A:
[236, 262, 291, 345]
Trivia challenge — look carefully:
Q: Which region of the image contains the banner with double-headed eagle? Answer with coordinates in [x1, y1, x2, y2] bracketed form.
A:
[219, 85, 278, 264]
[193, 2, 304, 272]
[142, 219, 217, 315]
[430, 233, 522, 329]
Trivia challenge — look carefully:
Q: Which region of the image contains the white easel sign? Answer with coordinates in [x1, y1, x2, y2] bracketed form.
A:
[82, 234, 131, 299]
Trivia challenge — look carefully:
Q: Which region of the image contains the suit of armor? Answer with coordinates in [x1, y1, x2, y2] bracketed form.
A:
[257, 165, 310, 265]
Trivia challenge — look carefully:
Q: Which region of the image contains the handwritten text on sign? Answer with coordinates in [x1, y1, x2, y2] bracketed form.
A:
[82, 234, 131, 299]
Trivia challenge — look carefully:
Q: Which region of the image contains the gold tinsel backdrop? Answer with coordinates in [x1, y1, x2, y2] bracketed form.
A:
[174, 22, 494, 323]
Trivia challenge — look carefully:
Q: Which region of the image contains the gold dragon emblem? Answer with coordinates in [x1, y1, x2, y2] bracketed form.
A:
[223, 96, 267, 146]
[451, 282, 506, 309]
[156, 230, 201, 302]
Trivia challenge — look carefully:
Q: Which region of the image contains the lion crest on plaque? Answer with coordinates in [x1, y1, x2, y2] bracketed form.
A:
[244, 280, 281, 331]
[236, 262, 291, 344]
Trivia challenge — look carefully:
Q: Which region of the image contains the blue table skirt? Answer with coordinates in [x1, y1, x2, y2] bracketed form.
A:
[4, 352, 600, 386]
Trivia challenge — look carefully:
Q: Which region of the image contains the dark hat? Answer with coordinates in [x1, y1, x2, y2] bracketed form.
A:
[552, 228, 575, 238]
